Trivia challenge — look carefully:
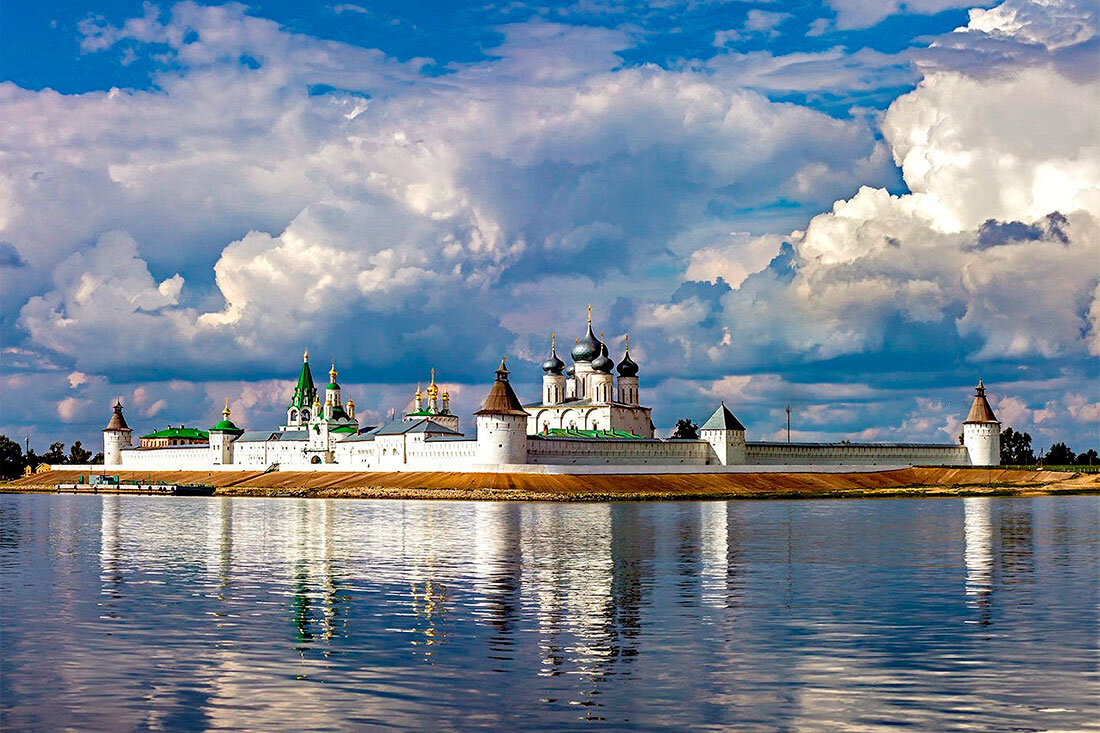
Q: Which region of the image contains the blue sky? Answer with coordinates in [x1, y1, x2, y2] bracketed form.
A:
[1, 0, 1097, 452]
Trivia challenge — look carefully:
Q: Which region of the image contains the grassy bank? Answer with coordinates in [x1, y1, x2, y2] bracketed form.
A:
[4, 467, 1098, 501]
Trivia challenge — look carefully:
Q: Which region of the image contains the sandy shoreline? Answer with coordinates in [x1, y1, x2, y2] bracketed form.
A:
[4, 467, 1098, 501]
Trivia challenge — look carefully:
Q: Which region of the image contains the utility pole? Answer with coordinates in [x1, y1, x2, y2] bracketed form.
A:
[785, 404, 791, 443]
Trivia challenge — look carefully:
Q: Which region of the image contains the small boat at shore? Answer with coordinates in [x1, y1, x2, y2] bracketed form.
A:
[56, 476, 215, 496]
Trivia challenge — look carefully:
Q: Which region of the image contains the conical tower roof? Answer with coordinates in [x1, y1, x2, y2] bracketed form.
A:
[475, 358, 528, 416]
[701, 402, 745, 431]
[104, 400, 130, 432]
[291, 349, 317, 408]
[964, 379, 999, 424]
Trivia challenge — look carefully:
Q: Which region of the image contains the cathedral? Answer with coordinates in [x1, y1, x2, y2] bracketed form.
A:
[526, 307, 653, 437]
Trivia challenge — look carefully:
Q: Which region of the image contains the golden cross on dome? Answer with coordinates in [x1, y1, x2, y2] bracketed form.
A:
[222, 398, 231, 418]
[587, 303, 592, 323]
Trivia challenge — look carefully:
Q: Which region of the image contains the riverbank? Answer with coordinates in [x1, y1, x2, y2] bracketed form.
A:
[4, 467, 1097, 501]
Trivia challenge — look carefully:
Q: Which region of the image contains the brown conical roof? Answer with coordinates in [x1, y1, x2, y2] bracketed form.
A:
[104, 400, 131, 431]
[474, 357, 528, 416]
[964, 379, 999, 424]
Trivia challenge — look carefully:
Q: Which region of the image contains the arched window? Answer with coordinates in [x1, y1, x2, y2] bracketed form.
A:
[311, 456, 321, 464]
[290, 409, 298, 421]
[301, 409, 311, 421]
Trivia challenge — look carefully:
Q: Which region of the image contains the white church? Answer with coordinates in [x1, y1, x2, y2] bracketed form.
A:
[99, 310, 1001, 474]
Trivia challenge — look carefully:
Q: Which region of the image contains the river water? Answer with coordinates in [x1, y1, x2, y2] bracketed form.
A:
[1, 493, 1097, 731]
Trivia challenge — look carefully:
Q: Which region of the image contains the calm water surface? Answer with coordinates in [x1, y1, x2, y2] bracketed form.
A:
[1, 493, 1097, 731]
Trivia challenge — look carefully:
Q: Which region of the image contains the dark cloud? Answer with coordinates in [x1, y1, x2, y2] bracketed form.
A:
[0, 242, 27, 268]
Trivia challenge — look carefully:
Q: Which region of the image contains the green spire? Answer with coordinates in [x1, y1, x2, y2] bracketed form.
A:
[291, 348, 317, 409]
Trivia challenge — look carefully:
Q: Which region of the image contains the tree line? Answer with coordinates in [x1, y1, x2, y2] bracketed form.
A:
[997, 428, 1097, 466]
[0, 435, 102, 480]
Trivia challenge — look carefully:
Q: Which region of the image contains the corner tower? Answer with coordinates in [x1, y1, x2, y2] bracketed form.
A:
[475, 358, 529, 465]
[963, 379, 1001, 466]
[700, 402, 746, 466]
[102, 400, 132, 466]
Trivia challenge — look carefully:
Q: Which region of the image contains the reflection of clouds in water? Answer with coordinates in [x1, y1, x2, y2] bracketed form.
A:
[2, 494, 1095, 731]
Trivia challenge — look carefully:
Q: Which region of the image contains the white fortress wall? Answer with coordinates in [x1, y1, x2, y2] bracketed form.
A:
[119, 445, 215, 470]
[745, 442, 970, 466]
[526, 437, 711, 465]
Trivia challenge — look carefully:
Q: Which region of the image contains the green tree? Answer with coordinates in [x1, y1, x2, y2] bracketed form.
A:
[40, 442, 66, 465]
[671, 419, 699, 439]
[0, 435, 23, 480]
[1000, 427, 1035, 465]
[1075, 449, 1098, 466]
[67, 440, 93, 465]
[90, 452, 104, 465]
[1043, 442, 1076, 465]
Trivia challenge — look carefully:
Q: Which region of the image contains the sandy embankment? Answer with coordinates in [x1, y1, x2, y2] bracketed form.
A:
[4, 467, 1098, 501]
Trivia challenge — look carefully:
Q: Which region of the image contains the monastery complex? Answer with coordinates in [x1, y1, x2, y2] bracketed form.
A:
[96, 311, 1002, 474]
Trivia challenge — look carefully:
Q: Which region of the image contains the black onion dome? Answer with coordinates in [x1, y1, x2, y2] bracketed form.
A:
[571, 323, 602, 362]
[617, 350, 639, 377]
[592, 342, 613, 373]
[542, 352, 565, 374]
[566, 364, 576, 377]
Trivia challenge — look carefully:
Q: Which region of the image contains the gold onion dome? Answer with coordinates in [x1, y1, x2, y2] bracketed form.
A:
[211, 398, 242, 432]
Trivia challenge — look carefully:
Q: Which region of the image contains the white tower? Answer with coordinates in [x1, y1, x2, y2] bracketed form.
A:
[963, 379, 1001, 466]
[570, 305, 602, 400]
[616, 335, 640, 405]
[209, 399, 244, 465]
[700, 402, 747, 466]
[590, 339, 615, 404]
[541, 333, 566, 405]
[102, 400, 132, 466]
[475, 358, 529, 465]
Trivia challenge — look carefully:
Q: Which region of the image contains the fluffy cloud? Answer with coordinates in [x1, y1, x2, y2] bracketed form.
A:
[640, 1, 1099, 378]
[7, 3, 893, 383]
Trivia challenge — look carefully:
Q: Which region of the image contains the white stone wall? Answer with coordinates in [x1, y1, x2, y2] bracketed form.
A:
[119, 446, 214, 470]
[527, 404, 653, 437]
[744, 442, 969, 466]
[233, 440, 313, 468]
[526, 438, 710, 465]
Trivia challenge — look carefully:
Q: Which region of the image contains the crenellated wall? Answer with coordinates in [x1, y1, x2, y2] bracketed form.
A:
[119, 445, 213, 470]
[745, 442, 969, 466]
[526, 437, 711, 465]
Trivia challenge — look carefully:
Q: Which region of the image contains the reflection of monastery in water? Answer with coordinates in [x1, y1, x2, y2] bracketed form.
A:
[92, 309, 1001, 473]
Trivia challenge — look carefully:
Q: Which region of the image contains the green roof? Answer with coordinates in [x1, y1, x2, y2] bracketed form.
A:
[405, 409, 435, 417]
[326, 382, 340, 390]
[543, 428, 646, 440]
[141, 426, 209, 440]
[290, 359, 317, 409]
[331, 425, 357, 433]
[210, 419, 243, 434]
